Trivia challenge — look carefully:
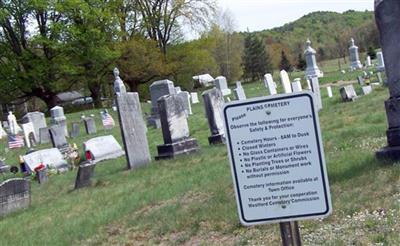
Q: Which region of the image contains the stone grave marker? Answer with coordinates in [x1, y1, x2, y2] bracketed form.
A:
[155, 94, 199, 159]
[280, 70, 292, 94]
[202, 88, 225, 144]
[362, 85, 373, 95]
[83, 117, 97, 135]
[21, 122, 36, 148]
[376, 51, 385, 72]
[304, 39, 323, 78]
[22, 112, 46, 142]
[339, 85, 358, 102]
[0, 178, 31, 217]
[377, 72, 383, 84]
[177, 91, 192, 116]
[263, 73, 277, 95]
[357, 76, 365, 86]
[349, 38, 363, 70]
[366, 56, 372, 66]
[0, 124, 7, 139]
[214, 76, 232, 96]
[49, 125, 69, 153]
[0, 160, 9, 174]
[113, 67, 127, 94]
[291, 78, 303, 92]
[327, 86, 333, 98]
[36, 168, 48, 184]
[190, 92, 199, 104]
[193, 74, 214, 87]
[148, 80, 176, 128]
[74, 162, 96, 189]
[70, 122, 80, 138]
[116, 92, 151, 169]
[50, 106, 68, 137]
[23, 148, 68, 172]
[39, 127, 50, 144]
[310, 77, 323, 110]
[233, 81, 246, 100]
[83, 135, 125, 164]
[7, 112, 21, 135]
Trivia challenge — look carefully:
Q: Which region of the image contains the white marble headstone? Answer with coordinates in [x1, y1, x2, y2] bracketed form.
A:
[280, 70, 292, 94]
[190, 92, 199, 104]
[327, 86, 333, 98]
[291, 78, 302, 92]
[264, 74, 277, 95]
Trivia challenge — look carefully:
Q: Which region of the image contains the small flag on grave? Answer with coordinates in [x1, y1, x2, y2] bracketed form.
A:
[101, 112, 115, 129]
[8, 134, 25, 149]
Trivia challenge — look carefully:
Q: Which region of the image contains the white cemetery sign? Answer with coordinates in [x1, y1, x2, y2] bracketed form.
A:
[280, 70, 292, 94]
[223, 92, 332, 226]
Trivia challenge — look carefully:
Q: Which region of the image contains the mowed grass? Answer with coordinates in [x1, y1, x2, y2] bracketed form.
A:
[0, 79, 399, 245]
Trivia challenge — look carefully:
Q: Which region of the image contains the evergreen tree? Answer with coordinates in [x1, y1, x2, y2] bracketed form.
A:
[242, 33, 272, 81]
[296, 53, 307, 70]
[279, 50, 293, 72]
[367, 46, 377, 59]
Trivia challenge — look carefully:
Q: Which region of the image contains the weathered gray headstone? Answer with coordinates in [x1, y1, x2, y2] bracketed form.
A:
[214, 76, 231, 96]
[310, 77, 323, 110]
[377, 72, 383, 84]
[147, 80, 176, 128]
[74, 162, 96, 189]
[280, 70, 292, 93]
[36, 168, 48, 184]
[264, 73, 277, 95]
[233, 81, 246, 100]
[23, 148, 68, 172]
[22, 112, 46, 142]
[83, 117, 97, 134]
[0, 178, 30, 217]
[70, 122, 80, 138]
[357, 76, 365, 86]
[376, 51, 385, 72]
[113, 67, 127, 94]
[362, 85, 373, 95]
[202, 88, 225, 144]
[83, 135, 125, 164]
[339, 85, 358, 102]
[50, 106, 68, 137]
[116, 92, 151, 169]
[349, 38, 363, 70]
[39, 127, 50, 144]
[155, 94, 199, 160]
[177, 91, 192, 116]
[49, 125, 69, 152]
[304, 39, 323, 78]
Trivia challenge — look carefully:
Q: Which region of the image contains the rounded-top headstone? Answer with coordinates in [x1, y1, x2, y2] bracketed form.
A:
[50, 106, 65, 119]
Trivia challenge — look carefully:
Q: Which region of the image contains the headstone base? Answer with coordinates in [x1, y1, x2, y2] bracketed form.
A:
[155, 138, 199, 160]
[75, 162, 96, 189]
[208, 134, 225, 145]
[376, 145, 400, 161]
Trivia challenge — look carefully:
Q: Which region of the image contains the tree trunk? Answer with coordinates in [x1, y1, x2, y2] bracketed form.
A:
[89, 85, 102, 108]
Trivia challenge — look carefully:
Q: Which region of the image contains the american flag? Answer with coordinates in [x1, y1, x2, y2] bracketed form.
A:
[8, 134, 25, 149]
[101, 113, 115, 129]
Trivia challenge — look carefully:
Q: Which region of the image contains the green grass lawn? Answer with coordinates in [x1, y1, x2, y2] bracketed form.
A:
[0, 79, 399, 245]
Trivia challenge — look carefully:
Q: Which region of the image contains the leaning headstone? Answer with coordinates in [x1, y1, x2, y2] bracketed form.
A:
[23, 148, 68, 172]
[304, 39, 323, 78]
[50, 106, 68, 137]
[83, 135, 125, 164]
[49, 125, 69, 153]
[22, 112, 46, 142]
[70, 122, 80, 138]
[366, 56, 372, 67]
[74, 162, 96, 189]
[233, 81, 246, 100]
[113, 67, 127, 94]
[0, 178, 30, 217]
[376, 51, 385, 72]
[190, 92, 199, 104]
[83, 117, 97, 135]
[177, 91, 192, 116]
[202, 88, 225, 144]
[21, 122, 36, 148]
[327, 86, 333, 98]
[349, 38, 363, 70]
[264, 74, 277, 95]
[214, 76, 232, 96]
[116, 92, 151, 169]
[39, 127, 50, 144]
[291, 78, 302, 92]
[280, 70, 292, 94]
[362, 85, 373, 95]
[155, 95, 199, 160]
[147, 80, 176, 128]
[357, 76, 365, 86]
[310, 77, 322, 110]
[339, 85, 358, 102]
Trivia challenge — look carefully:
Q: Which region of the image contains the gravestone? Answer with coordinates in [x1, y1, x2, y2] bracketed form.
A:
[349, 38, 363, 70]
[377, 72, 383, 84]
[214, 76, 232, 96]
[22, 112, 46, 142]
[263, 74, 277, 95]
[155, 94, 199, 160]
[175, 86, 182, 93]
[39, 127, 50, 144]
[310, 77, 322, 110]
[190, 92, 199, 104]
[192, 74, 214, 87]
[74, 162, 96, 189]
[83, 117, 97, 134]
[233, 81, 246, 100]
[327, 86, 333, 98]
[280, 70, 292, 94]
[49, 125, 69, 153]
[7, 112, 21, 135]
[23, 148, 68, 172]
[304, 39, 323, 78]
[339, 85, 358, 102]
[83, 135, 125, 164]
[376, 51, 385, 72]
[0, 124, 6, 139]
[306, 79, 312, 90]
[113, 67, 127, 94]
[291, 78, 302, 92]
[362, 85, 373, 95]
[50, 106, 68, 137]
[0, 178, 30, 217]
[357, 76, 365, 86]
[202, 88, 225, 144]
[116, 92, 151, 169]
[177, 91, 192, 116]
[0, 160, 9, 174]
[148, 80, 176, 128]
[70, 122, 80, 138]
[36, 168, 48, 184]
[21, 122, 36, 148]
[366, 56, 372, 66]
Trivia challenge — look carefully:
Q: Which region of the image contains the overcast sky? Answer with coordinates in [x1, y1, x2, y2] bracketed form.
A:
[217, 0, 374, 32]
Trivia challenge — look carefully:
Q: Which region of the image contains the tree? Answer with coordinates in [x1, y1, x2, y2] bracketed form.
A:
[279, 50, 292, 72]
[367, 46, 377, 59]
[296, 53, 306, 70]
[242, 33, 272, 81]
